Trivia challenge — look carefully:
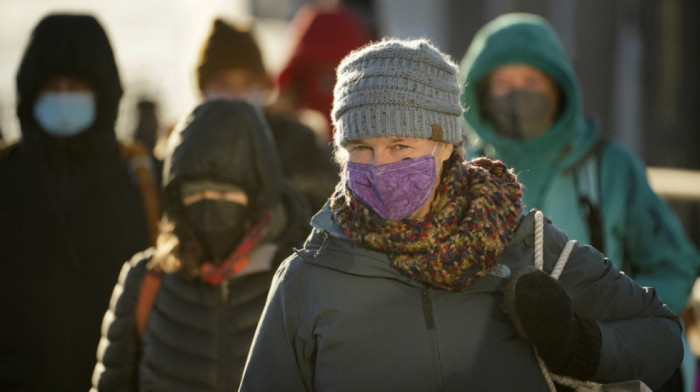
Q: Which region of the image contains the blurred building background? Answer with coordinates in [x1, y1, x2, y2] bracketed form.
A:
[1, 0, 699, 246]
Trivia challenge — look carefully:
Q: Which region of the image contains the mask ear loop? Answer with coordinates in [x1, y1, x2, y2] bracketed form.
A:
[431, 141, 444, 176]
[430, 141, 439, 156]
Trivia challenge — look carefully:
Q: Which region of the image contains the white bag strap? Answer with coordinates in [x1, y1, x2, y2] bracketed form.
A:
[534, 210, 576, 279]
[533, 211, 602, 392]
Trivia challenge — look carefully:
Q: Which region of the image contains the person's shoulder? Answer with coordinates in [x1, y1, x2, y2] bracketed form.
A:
[269, 248, 315, 293]
[270, 226, 363, 296]
[277, 223, 340, 269]
[599, 139, 637, 160]
[128, 247, 155, 268]
[508, 209, 563, 244]
[509, 210, 570, 254]
[280, 179, 312, 219]
[264, 110, 313, 134]
[508, 210, 609, 280]
[0, 140, 21, 166]
[595, 137, 645, 164]
[0, 141, 35, 184]
[263, 110, 326, 147]
[120, 248, 156, 286]
[598, 139, 649, 177]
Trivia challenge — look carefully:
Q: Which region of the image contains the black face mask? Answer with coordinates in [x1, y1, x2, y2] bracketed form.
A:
[184, 199, 249, 263]
[484, 89, 554, 140]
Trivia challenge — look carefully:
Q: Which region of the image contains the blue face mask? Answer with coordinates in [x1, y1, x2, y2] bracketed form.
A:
[33, 92, 96, 137]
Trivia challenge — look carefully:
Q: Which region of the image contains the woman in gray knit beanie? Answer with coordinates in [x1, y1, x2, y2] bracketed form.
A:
[239, 39, 681, 391]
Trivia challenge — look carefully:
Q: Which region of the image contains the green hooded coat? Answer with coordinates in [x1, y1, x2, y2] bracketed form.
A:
[459, 13, 699, 315]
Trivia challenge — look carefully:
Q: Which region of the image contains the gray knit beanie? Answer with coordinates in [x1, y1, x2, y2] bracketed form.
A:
[332, 38, 464, 146]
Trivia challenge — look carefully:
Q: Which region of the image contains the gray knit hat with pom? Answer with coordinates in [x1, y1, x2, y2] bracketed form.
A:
[332, 38, 463, 146]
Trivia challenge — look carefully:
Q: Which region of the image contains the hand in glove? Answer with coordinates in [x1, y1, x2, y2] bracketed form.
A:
[504, 266, 602, 380]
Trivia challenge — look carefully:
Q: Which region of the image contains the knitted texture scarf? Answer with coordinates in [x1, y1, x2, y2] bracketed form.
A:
[330, 155, 523, 291]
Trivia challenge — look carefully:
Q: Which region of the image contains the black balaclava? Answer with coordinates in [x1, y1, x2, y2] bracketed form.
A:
[162, 99, 282, 263]
[180, 181, 250, 262]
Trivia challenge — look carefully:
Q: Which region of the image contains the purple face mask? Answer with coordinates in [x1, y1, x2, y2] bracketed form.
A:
[346, 154, 438, 220]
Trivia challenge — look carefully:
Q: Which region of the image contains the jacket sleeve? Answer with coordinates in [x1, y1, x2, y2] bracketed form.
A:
[239, 255, 314, 392]
[90, 250, 151, 392]
[602, 142, 700, 313]
[545, 220, 683, 390]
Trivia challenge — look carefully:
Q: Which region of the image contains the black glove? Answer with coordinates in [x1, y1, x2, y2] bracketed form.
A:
[504, 266, 602, 380]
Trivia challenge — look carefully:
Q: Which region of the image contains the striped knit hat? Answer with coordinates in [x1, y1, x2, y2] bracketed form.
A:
[332, 38, 464, 146]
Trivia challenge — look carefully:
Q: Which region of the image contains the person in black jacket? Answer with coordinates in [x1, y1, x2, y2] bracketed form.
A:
[91, 99, 311, 391]
[0, 14, 151, 391]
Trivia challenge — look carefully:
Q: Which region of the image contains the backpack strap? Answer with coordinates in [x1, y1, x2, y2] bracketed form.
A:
[135, 270, 162, 339]
[533, 210, 576, 279]
[532, 211, 601, 391]
[564, 138, 608, 254]
[532, 211, 652, 392]
[119, 141, 161, 246]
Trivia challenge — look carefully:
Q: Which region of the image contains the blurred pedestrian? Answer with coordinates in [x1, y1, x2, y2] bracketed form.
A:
[91, 99, 311, 391]
[341, 0, 381, 41]
[127, 98, 164, 228]
[131, 98, 162, 179]
[0, 14, 152, 391]
[132, 99, 159, 157]
[239, 38, 682, 391]
[196, 17, 338, 213]
[459, 13, 700, 391]
[275, 1, 371, 142]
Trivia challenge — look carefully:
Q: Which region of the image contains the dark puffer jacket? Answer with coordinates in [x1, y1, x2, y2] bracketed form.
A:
[0, 14, 150, 392]
[91, 100, 311, 391]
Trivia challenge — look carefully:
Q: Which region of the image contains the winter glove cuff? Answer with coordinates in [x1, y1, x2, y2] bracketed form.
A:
[563, 317, 602, 380]
[504, 266, 602, 380]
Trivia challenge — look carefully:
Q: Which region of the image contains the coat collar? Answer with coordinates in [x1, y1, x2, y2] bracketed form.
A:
[302, 204, 544, 293]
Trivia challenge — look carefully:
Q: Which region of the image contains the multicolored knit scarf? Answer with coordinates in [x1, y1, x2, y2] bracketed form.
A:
[330, 154, 523, 291]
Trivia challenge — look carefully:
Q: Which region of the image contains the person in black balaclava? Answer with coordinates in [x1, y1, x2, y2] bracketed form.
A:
[130, 98, 165, 200]
[0, 14, 151, 392]
[91, 99, 311, 391]
[133, 99, 159, 154]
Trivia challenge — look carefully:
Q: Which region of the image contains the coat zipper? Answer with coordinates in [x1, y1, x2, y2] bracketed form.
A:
[218, 280, 230, 391]
[421, 287, 444, 392]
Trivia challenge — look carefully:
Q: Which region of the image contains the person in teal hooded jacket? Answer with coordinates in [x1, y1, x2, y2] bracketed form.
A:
[459, 13, 700, 391]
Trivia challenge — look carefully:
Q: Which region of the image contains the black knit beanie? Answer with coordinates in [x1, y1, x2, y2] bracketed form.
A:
[196, 18, 267, 92]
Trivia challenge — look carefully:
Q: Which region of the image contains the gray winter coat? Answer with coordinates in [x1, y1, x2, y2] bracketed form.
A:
[239, 207, 682, 391]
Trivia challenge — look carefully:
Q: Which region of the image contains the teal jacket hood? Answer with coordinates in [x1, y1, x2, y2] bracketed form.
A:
[459, 13, 599, 206]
